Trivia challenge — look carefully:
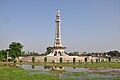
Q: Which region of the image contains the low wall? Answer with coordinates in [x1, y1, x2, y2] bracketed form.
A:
[21, 56, 97, 63]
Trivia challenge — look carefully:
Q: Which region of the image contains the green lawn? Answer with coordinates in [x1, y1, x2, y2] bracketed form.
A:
[0, 65, 75, 80]
[16, 62, 120, 68]
[0, 65, 120, 80]
[0, 62, 120, 80]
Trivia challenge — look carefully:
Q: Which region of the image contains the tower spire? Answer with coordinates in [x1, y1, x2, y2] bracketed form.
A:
[54, 9, 62, 47]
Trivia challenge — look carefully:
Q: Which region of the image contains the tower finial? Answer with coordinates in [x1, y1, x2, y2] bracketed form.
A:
[57, 9, 60, 14]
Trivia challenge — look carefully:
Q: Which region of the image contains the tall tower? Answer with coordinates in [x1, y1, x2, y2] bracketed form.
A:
[47, 9, 68, 56]
[54, 9, 62, 47]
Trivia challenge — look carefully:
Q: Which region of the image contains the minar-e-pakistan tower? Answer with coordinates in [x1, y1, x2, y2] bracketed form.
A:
[47, 9, 68, 56]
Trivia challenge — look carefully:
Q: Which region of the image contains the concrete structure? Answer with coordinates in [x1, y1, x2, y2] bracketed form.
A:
[47, 9, 68, 56]
[21, 56, 98, 63]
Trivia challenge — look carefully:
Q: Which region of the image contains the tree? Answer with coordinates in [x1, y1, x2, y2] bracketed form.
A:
[0, 50, 8, 61]
[60, 57, 63, 63]
[8, 42, 23, 60]
[107, 50, 120, 57]
[45, 47, 52, 55]
[32, 57, 35, 62]
[85, 57, 87, 62]
[73, 58, 76, 64]
[0, 51, 4, 61]
[108, 57, 111, 62]
[44, 57, 47, 63]
[0, 50, 7, 59]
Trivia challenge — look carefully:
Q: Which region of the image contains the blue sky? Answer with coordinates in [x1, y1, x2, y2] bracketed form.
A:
[0, 0, 120, 53]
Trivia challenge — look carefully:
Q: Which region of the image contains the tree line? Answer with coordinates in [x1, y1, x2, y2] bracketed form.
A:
[67, 50, 120, 57]
[0, 42, 120, 62]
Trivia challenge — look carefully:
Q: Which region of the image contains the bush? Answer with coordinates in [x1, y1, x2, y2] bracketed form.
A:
[91, 59, 93, 63]
[78, 60, 81, 63]
[8, 59, 12, 62]
[85, 57, 87, 62]
[67, 60, 69, 63]
[32, 65, 35, 69]
[60, 57, 63, 63]
[0, 55, 4, 61]
[73, 58, 76, 63]
[20, 60, 22, 63]
[14, 60, 17, 63]
[96, 59, 98, 63]
[32, 57, 35, 62]
[52, 60, 55, 63]
[44, 57, 47, 63]
[108, 57, 111, 62]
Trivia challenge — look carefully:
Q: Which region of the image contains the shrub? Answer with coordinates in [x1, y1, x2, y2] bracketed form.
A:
[60, 57, 63, 63]
[8, 59, 12, 62]
[32, 65, 35, 69]
[32, 57, 35, 62]
[85, 57, 87, 62]
[52, 60, 55, 63]
[96, 59, 98, 63]
[20, 60, 22, 63]
[91, 59, 93, 63]
[73, 58, 76, 63]
[14, 60, 17, 63]
[67, 60, 69, 63]
[108, 57, 111, 62]
[44, 57, 47, 63]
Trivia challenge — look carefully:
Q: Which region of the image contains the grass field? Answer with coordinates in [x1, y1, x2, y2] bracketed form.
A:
[0, 62, 120, 80]
[16, 62, 120, 68]
[0, 65, 75, 80]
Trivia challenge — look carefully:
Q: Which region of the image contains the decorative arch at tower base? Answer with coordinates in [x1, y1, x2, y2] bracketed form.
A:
[47, 47, 68, 56]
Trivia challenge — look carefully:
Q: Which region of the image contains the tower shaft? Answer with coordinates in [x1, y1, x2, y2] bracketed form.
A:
[54, 9, 62, 47]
